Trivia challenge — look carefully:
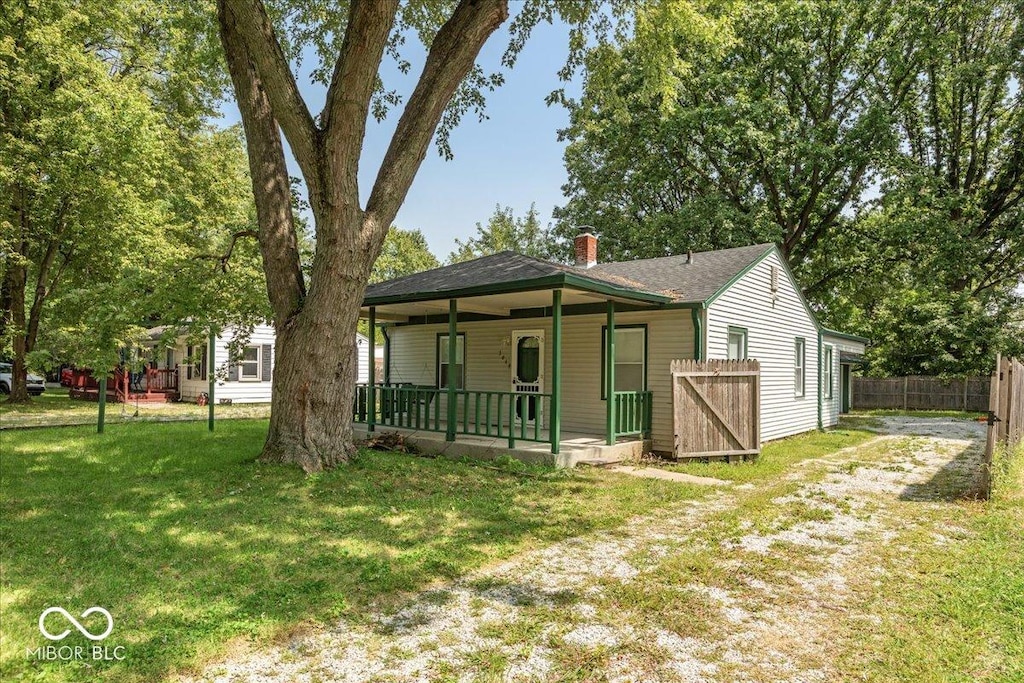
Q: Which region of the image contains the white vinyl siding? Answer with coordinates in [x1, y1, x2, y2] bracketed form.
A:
[822, 334, 866, 427]
[386, 309, 694, 453]
[705, 250, 821, 441]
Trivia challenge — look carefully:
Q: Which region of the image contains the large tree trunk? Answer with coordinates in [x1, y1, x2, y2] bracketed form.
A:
[263, 271, 367, 470]
[219, 0, 508, 472]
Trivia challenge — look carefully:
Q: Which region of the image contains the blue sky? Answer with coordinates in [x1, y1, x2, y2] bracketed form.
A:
[219, 20, 578, 260]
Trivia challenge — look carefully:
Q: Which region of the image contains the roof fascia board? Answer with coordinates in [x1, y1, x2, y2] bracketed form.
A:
[821, 328, 871, 344]
[364, 273, 672, 307]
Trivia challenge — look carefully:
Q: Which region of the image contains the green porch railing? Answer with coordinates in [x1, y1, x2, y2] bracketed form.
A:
[612, 390, 653, 438]
[353, 383, 551, 447]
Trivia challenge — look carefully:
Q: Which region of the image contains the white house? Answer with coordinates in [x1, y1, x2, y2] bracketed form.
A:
[354, 236, 867, 457]
[154, 325, 370, 404]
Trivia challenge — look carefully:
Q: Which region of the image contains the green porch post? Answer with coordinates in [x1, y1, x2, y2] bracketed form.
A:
[208, 331, 215, 432]
[550, 289, 562, 454]
[606, 300, 616, 445]
[97, 376, 107, 433]
[446, 299, 457, 441]
[368, 306, 376, 433]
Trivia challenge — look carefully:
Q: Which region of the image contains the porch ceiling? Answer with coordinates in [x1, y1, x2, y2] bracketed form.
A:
[361, 287, 660, 322]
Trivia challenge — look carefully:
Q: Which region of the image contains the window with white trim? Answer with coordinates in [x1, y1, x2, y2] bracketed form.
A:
[240, 345, 261, 381]
[437, 334, 465, 389]
[823, 345, 834, 399]
[602, 326, 647, 397]
[794, 338, 806, 397]
[727, 327, 748, 360]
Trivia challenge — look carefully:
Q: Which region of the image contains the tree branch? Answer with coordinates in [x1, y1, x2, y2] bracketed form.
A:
[197, 230, 259, 272]
[219, 0, 322, 198]
[322, 0, 399, 207]
[219, 5, 307, 328]
[364, 0, 509, 245]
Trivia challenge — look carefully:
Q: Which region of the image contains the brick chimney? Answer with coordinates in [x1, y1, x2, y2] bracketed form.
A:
[574, 233, 598, 269]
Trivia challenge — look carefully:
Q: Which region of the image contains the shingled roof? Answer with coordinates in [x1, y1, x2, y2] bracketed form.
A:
[363, 243, 776, 306]
[588, 243, 776, 303]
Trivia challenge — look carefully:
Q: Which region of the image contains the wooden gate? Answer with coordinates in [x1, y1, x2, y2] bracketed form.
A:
[983, 354, 1024, 497]
[671, 359, 760, 460]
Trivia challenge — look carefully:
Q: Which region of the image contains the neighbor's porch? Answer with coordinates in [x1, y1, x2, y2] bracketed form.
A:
[354, 277, 678, 457]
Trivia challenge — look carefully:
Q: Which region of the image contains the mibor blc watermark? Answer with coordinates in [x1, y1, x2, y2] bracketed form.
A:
[27, 607, 126, 662]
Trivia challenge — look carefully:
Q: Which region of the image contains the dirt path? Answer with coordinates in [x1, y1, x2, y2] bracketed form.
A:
[186, 417, 985, 683]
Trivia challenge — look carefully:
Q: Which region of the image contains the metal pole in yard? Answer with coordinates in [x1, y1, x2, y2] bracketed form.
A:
[368, 307, 376, 433]
[550, 289, 562, 455]
[606, 300, 616, 446]
[97, 376, 107, 433]
[446, 300, 457, 442]
[208, 331, 215, 432]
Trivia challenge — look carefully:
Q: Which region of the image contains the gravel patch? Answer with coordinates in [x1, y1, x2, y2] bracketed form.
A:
[183, 418, 986, 683]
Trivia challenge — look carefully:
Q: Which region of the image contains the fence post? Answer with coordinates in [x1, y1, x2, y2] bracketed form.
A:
[963, 379, 969, 412]
[903, 376, 909, 411]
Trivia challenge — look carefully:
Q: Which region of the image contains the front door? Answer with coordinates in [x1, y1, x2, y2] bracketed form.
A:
[511, 330, 544, 423]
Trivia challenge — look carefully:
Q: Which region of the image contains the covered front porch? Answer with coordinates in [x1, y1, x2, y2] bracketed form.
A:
[354, 253, 684, 457]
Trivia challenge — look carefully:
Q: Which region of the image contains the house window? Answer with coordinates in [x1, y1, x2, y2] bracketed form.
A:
[727, 327, 748, 360]
[601, 325, 647, 398]
[436, 333, 465, 389]
[823, 345, 834, 399]
[186, 344, 207, 381]
[240, 346, 261, 381]
[165, 348, 175, 369]
[794, 338, 806, 397]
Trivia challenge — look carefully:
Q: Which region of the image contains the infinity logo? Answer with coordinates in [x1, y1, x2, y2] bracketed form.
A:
[38, 607, 114, 641]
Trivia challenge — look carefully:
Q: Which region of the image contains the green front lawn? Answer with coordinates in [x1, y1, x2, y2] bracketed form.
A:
[0, 420, 708, 682]
[0, 392, 270, 428]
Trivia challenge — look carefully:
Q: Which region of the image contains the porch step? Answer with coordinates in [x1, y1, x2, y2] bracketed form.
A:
[575, 456, 629, 468]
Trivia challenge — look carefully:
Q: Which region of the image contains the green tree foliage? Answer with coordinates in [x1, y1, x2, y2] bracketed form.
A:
[0, 0, 261, 396]
[448, 204, 553, 263]
[554, 0, 910, 274]
[373, 227, 440, 282]
[555, 0, 1023, 375]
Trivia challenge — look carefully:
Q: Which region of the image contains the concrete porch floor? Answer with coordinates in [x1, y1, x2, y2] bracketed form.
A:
[358, 425, 649, 468]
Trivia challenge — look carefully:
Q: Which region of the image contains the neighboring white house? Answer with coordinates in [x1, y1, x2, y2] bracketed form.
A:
[357, 237, 867, 456]
[154, 325, 370, 404]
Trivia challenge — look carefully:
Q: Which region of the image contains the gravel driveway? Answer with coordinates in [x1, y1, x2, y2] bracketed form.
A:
[185, 416, 986, 683]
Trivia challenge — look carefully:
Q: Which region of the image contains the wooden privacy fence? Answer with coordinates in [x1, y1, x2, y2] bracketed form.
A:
[984, 355, 1024, 497]
[852, 375, 990, 411]
[671, 359, 760, 460]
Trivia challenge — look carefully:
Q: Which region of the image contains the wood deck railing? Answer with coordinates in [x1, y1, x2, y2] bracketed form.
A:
[353, 383, 551, 446]
[354, 383, 651, 447]
[613, 390, 653, 437]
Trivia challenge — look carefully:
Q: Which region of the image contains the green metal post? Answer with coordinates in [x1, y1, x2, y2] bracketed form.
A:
[97, 376, 107, 433]
[446, 299, 457, 441]
[550, 289, 562, 454]
[368, 307, 376, 433]
[691, 307, 704, 361]
[606, 300, 616, 445]
[208, 331, 215, 432]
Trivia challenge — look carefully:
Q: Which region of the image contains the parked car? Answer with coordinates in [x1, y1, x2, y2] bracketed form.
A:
[0, 362, 46, 396]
